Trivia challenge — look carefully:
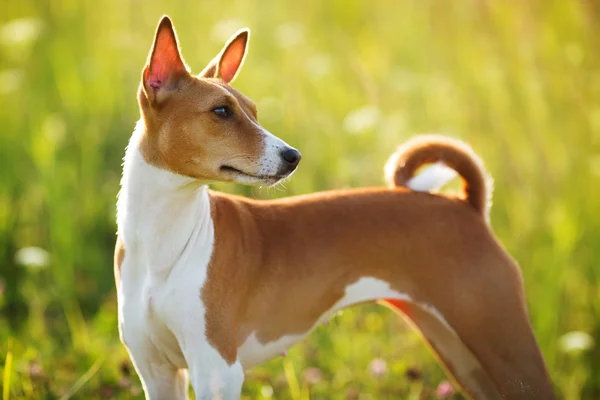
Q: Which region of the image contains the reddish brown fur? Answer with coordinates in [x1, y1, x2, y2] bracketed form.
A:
[381, 299, 499, 398]
[388, 135, 491, 217]
[201, 189, 553, 399]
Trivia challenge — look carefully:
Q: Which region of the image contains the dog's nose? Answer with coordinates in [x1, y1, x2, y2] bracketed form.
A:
[281, 148, 301, 167]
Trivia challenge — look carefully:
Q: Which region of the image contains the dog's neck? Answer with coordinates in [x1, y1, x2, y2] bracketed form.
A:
[117, 121, 214, 277]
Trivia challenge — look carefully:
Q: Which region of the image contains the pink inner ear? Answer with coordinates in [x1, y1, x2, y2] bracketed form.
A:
[219, 35, 247, 83]
[149, 79, 162, 90]
[146, 25, 186, 90]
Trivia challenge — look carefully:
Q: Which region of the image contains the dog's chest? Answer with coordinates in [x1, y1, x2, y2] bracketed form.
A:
[117, 222, 215, 367]
[118, 252, 189, 367]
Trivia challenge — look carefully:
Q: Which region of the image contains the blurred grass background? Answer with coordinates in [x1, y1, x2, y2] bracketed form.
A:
[1, 0, 599, 398]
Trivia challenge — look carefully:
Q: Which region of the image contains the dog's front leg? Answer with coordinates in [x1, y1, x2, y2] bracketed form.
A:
[184, 342, 244, 400]
[124, 337, 190, 400]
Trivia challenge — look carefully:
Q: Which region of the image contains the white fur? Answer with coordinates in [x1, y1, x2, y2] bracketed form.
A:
[324, 278, 455, 338]
[238, 332, 305, 366]
[117, 121, 242, 399]
[407, 162, 457, 192]
[258, 126, 295, 177]
[223, 124, 295, 186]
[324, 277, 410, 313]
[385, 153, 457, 192]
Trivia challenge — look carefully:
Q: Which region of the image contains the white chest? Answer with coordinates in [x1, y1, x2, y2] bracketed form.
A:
[123, 249, 214, 355]
[116, 128, 217, 369]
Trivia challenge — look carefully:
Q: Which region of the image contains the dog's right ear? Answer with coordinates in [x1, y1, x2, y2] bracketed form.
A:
[142, 16, 189, 105]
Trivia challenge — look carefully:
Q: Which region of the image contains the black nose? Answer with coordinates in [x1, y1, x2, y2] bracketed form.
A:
[281, 148, 301, 167]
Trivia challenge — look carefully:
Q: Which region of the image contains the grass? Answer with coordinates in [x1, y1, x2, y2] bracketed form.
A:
[1, 0, 599, 398]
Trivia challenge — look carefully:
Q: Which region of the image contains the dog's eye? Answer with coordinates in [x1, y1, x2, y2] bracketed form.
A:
[212, 106, 232, 119]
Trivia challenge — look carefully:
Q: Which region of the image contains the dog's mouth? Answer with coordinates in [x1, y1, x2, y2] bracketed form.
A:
[220, 165, 285, 185]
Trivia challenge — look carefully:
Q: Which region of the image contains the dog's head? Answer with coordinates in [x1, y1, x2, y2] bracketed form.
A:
[137, 16, 300, 186]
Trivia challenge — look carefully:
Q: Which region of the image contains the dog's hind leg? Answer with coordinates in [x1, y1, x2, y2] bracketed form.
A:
[381, 248, 554, 399]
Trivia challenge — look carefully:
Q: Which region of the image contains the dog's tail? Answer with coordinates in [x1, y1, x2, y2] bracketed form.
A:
[384, 134, 493, 221]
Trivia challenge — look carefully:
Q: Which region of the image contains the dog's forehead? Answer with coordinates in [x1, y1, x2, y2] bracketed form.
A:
[219, 83, 258, 119]
[168, 79, 229, 114]
[182, 78, 257, 118]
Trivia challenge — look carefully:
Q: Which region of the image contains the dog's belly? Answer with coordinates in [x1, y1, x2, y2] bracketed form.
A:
[237, 277, 412, 368]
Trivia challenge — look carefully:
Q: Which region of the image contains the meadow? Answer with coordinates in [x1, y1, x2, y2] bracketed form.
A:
[1, 0, 599, 398]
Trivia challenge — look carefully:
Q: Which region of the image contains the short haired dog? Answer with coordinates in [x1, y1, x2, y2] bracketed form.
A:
[115, 16, 555, 400]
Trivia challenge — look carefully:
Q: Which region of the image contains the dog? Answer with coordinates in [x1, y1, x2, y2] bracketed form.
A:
[115, 15, 555, 400]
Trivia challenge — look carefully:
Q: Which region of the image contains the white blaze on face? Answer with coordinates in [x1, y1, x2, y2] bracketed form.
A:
[257, 127, 292, 177]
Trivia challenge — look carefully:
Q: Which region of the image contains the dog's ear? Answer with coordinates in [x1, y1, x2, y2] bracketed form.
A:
[142, 16, 189, 105]
[199, 28, 249, 84]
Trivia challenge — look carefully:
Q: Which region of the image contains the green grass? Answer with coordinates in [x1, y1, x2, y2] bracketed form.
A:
[1, 0, 599, 398]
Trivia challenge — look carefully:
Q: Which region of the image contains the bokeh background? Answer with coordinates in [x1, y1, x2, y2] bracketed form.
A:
[1, 0, 599, 399]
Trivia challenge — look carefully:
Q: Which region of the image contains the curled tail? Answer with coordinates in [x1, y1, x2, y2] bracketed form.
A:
[384, 134, 493, 220]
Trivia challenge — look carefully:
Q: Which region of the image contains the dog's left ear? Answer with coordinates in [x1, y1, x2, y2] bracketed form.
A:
[200, 28, 250, 84]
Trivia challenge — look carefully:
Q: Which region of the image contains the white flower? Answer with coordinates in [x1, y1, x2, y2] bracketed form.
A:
[260, 385, 273, 398]
[0, 18, 42, 47]
[15, 247, 50, 269]
[559, 331, 594, 353]
[343, 105, 380, 135]
[368, 358, 387, 378]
